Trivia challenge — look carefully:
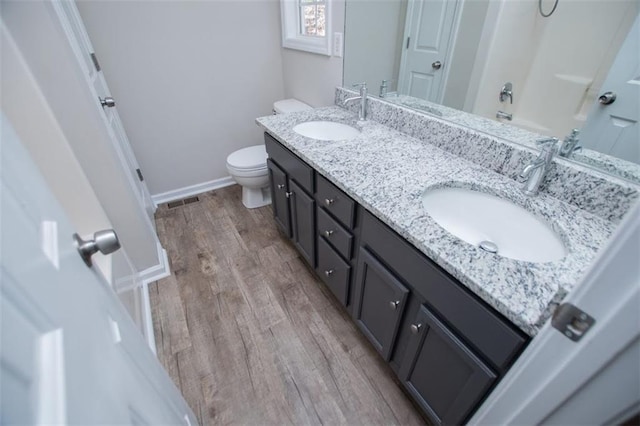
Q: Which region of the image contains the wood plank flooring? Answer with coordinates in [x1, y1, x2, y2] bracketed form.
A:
[150, 185, 425, 425]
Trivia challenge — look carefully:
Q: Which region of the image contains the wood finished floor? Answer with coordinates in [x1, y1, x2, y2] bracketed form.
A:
[149, 185, 425, 425]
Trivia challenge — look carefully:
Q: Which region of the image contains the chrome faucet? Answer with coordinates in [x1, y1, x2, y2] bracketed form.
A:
[344, 83, 368, 120]
[379, 79, 392, 98]
[496, 110, 513, 121]
[499, 82, 513, 104]
[558, 129, 582, 158]
[520, 137, 559, 196]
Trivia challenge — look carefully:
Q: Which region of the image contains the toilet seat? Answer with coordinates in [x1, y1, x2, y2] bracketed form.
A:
[226, 164, 267, 178]
[226, 145, 267, 171]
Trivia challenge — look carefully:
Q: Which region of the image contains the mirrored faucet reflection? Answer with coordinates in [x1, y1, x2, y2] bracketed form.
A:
[379, 79, 393, 98]
[520, 137, 559, 196]
[344, 83, 368, 120]
[558, 129, 582, 158]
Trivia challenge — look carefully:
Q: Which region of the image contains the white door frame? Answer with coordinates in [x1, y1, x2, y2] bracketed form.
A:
[471, 200, 640, 424]
[49, 0, 157, 220]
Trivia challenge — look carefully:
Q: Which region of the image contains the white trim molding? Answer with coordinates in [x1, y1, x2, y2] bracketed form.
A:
[281, 0, 332, 56]
[137, 243, 171, 285]
[151, 176, 236, 205]
[137, 242, 171, 354]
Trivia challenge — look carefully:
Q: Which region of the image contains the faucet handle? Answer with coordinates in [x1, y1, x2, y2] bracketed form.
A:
[536, 137, 559, 148]
[352, 82, 367, 97]
[566, 129, 580, 139]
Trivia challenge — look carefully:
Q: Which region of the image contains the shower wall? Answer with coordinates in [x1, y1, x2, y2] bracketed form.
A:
[472, 0, 636, 138]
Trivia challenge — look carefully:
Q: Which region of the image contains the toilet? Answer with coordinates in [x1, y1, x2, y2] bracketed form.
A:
[226, 99, 312, 208]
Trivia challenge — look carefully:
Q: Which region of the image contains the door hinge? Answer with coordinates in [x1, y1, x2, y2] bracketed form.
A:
[552, 303, 595, 342]
[406, 37, 410, 49]
[90, 52, 101, 72]
[136, 168, 144, 182]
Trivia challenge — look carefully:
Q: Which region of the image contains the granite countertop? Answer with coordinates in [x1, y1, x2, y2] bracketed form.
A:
[256, 106, 616, 336]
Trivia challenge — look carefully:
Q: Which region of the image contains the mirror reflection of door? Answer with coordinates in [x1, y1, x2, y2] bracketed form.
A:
[580, 15, 639, 164]
[398, 0, 459, 104]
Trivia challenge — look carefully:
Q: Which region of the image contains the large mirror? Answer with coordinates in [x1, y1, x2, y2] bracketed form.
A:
[343, 0, 640, 182]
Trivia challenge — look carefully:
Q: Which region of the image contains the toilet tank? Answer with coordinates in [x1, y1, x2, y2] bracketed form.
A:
[273, 99, 312, 115]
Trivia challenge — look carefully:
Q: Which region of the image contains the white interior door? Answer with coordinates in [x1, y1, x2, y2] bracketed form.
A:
[580, 14, 640, 164]
[0, 114, 196, 424]
[398, 0, 458, 103]
[52, 0, 156, 224]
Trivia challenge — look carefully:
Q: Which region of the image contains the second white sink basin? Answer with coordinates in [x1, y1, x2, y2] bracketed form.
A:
[293, 121, 360, 141]
[421, 187, 566, 263]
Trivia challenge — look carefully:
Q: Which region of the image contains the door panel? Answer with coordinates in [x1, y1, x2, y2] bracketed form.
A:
[290, 180, 316, 267]
[50, 0, 156, 224]
[581, 15, 639, 163]
[0, 115, 195, 424]
[353, 248, 409, 361]
[267, 159, 291, 237]
[400, 305, 497, 425]
[398, 0, 458, 102]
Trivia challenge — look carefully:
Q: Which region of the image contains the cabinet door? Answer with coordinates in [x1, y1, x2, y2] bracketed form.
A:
[353, 248, 408, 361]
[267, 159, 291, 237]
[290, 180, 316, 267]
[400, 305, 497, 426]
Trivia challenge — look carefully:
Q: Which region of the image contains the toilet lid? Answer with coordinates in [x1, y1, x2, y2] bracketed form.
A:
[227, 145, 267, 170]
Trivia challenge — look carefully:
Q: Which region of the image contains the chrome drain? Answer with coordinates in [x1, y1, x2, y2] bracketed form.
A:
[479, 240, 498, 254]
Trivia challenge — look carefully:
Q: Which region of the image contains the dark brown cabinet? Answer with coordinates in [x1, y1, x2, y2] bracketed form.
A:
[317, 237, 351, 304]
[353, 248, 409, 361]
[289, 180, 315, 267]
[264, 132, 528, 424]
[267, 159, 291, 237]
[400, 306, 497, 425]
[265, 134, 316, 268]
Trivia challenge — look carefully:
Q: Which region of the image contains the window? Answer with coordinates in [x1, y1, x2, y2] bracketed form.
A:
[281, 0, 331, 56]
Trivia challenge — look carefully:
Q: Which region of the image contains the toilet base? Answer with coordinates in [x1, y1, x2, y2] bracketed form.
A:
[242, 186, 271, 209]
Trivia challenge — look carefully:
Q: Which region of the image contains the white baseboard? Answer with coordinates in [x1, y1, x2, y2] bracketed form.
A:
[136, 242, 171, 354]
[138, 243, 171, 285]
[151, 176, 236, 205]
[142, 281, 157, 355]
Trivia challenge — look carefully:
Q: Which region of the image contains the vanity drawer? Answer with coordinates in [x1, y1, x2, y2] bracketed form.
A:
[316, 174, 356, 229]
[264, 133, 314, 193]
[360, 209, 527, 371]
[317, 237, 351, 306]
[317, 207, 353, 260]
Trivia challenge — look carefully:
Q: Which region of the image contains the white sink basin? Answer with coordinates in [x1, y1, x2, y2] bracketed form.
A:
[421, 187, 566, 263]
[293, 121, 360, 141]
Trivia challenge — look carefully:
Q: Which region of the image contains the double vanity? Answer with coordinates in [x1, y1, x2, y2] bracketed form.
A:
[255, 91, 630, 424]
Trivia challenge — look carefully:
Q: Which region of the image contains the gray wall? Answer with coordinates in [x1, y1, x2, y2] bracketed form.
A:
[281, 0, 345, 107]
[77, 0, 286, 196]
[343, 0, 406, 93]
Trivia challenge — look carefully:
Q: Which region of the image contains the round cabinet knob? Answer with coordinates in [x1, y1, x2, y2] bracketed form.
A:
[285, 192, 293, 199]
[598, 91, 616, 105]
[410, 323, 423, 334]
[324, 230, 334, 238]
[277, 184, 285, 189]
[324, 269, 334, 277]
[389, 300, 400, 310]
[432, 61, 442, 70]
[325, 198, 335, 206]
